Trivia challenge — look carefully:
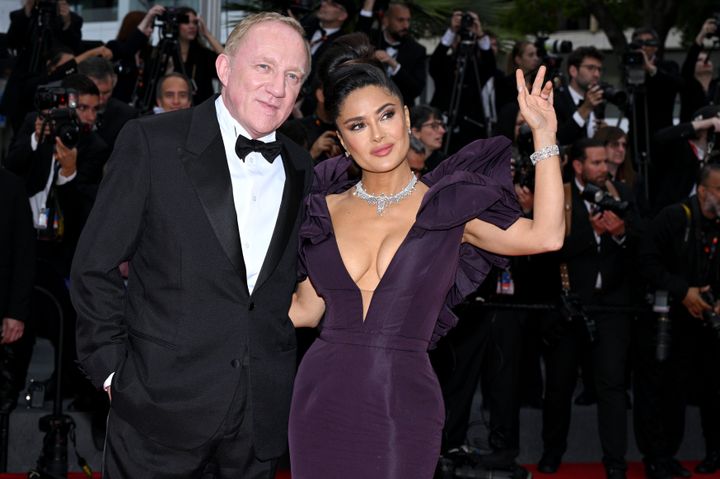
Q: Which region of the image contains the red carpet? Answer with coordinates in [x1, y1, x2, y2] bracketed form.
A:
[2, 463, 719, 478]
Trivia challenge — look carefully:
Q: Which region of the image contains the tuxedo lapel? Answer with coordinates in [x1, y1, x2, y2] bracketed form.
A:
[181, 99, 248, 293]
[253, 134, 305, 293]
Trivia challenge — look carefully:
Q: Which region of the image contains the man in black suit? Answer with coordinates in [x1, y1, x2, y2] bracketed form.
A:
[539, 139, 641, 479]
[357, 0, 426, 106]
[0, 169, 35, 414]
[70, 12, 313, 477]
[299, 0, 355, 115]
[78, 57, 139, 150]
[553, 47, 606, 148]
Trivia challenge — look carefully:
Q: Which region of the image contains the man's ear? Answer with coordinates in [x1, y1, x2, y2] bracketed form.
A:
[216, 54, 230, 88]
[572, 158, 583, 177]
[568, 65, 578, 81]
[315, 87, 324, 104]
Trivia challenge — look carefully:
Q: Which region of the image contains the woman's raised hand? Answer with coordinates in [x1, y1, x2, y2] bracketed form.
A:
[516, 65, 557, 136]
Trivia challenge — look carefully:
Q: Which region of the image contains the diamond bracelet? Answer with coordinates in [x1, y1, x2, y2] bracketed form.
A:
[529, 145, 560, 165]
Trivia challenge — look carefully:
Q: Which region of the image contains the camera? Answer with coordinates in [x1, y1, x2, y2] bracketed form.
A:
[536, 37, 573, 55]
[623, 47, 646, 86]
[34, 86, 81, 149]
[534, 36, 572, 82]
[599, 82, 628, 107]
[580, 183, 629, 217]
[155, 7, 191, 39]
[700, 290, 720, 338]
[458, 12, 477, 44]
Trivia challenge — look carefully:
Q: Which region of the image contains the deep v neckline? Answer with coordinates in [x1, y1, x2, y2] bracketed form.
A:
[324, 194, 423, 324]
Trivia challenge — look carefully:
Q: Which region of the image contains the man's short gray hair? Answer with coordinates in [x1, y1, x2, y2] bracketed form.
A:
[224, 12, 311, 79]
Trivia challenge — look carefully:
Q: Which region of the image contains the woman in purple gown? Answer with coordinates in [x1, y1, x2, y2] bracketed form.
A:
[287, 61, 563, 478]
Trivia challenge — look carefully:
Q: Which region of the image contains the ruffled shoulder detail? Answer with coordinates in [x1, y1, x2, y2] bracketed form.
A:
[419, 137, 523, 348]
[297, 155, 355, 281]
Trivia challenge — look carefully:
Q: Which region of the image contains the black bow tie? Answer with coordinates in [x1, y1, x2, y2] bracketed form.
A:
[235, 135, 282, 163]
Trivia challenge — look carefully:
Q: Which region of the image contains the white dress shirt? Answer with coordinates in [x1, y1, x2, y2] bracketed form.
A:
[569, 86, 596, 139]
[215, 96, 286, 294]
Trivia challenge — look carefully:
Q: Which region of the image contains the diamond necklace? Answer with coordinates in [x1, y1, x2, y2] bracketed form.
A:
[353, 174, 418, 215]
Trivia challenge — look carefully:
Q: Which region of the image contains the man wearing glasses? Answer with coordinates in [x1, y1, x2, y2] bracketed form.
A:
[554, 46, 606, 146]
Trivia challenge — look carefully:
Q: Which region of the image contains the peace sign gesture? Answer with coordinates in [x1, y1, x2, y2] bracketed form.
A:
[516, 65, 557, 135]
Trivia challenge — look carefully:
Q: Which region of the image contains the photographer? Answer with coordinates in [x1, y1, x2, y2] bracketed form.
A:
[680, 18, 719, 123]
[78, 57, 139, 150]
[625, 28, 682, 156]
[105, 6, 165, 103]
[636, 162, 720, 478]
[144, 6, 222, 106]
[650, 105, 720, 214]
[430, 10, 496, 153]
[539, 138, 641, 479]
[4, 74, 108, 405]
[357, 0, 427, 106]
[7, 0, 82, 55]
[1, 0, 85, 132]
[553, 47, 606, 147]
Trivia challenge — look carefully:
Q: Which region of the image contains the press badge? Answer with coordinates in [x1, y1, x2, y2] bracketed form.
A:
[37, 208, 49, 230]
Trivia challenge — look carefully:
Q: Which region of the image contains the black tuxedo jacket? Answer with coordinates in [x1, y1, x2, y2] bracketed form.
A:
[0, 169, 35, 323]
[356, 16, 427, 105]
[553, 86, 587, 147]
[97, 97, 138, 150]
[71, 98, 314, 458]
[561, 180, 641, 306]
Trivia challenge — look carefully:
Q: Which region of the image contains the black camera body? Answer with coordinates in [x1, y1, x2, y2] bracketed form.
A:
[458, 12, 477, 43]
[580, 183, 629, 217]
[534, 36, 572, 82]
[34, 86, 81, 149]
[155, 7, 191, 39]
[599, 81, 627, 107]
[700, 290, 720, 338]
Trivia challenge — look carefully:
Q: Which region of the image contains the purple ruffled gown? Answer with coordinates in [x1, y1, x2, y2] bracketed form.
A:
[288, 138, 522, 478]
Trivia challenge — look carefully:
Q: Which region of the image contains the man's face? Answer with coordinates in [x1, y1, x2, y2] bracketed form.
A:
[92, 76, 114, 108]
[700, 170, 720, 218]
[75, 94, 101, 126]
[216, 21, 307, 139]
[574, 146, 609, 188]
[570, 56, 602, 93]
[384, 5, 411, 41]
[317, 0, 347, 26]
[635, 33, 658, 62]
[697, 52, 714, 76]
[157, 77, 192, 112]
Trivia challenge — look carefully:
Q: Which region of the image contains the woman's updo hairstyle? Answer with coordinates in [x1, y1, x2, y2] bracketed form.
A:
[323, 44, 404, 125]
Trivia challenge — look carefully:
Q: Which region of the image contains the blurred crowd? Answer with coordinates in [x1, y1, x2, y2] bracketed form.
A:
[0, 2, 719, 479]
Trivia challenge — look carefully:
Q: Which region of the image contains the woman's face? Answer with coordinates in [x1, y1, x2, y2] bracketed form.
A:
[412, 114, 445, 152]
[605, 136, 627, 166]
[179, 11, 198, 42]
[336, 85, 410, 174]
[516, 44, 540, 73]
[696, 52, 714, 76]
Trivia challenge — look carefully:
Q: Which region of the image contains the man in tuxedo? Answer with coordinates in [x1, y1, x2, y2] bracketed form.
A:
[299, 0, 355, 115]
[357, 0, 427, 106]
[78, 57, 139, 150]
[554, 47, 606, 147]
[539, 139, 641, 479]
[70, 12, 313, 477]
